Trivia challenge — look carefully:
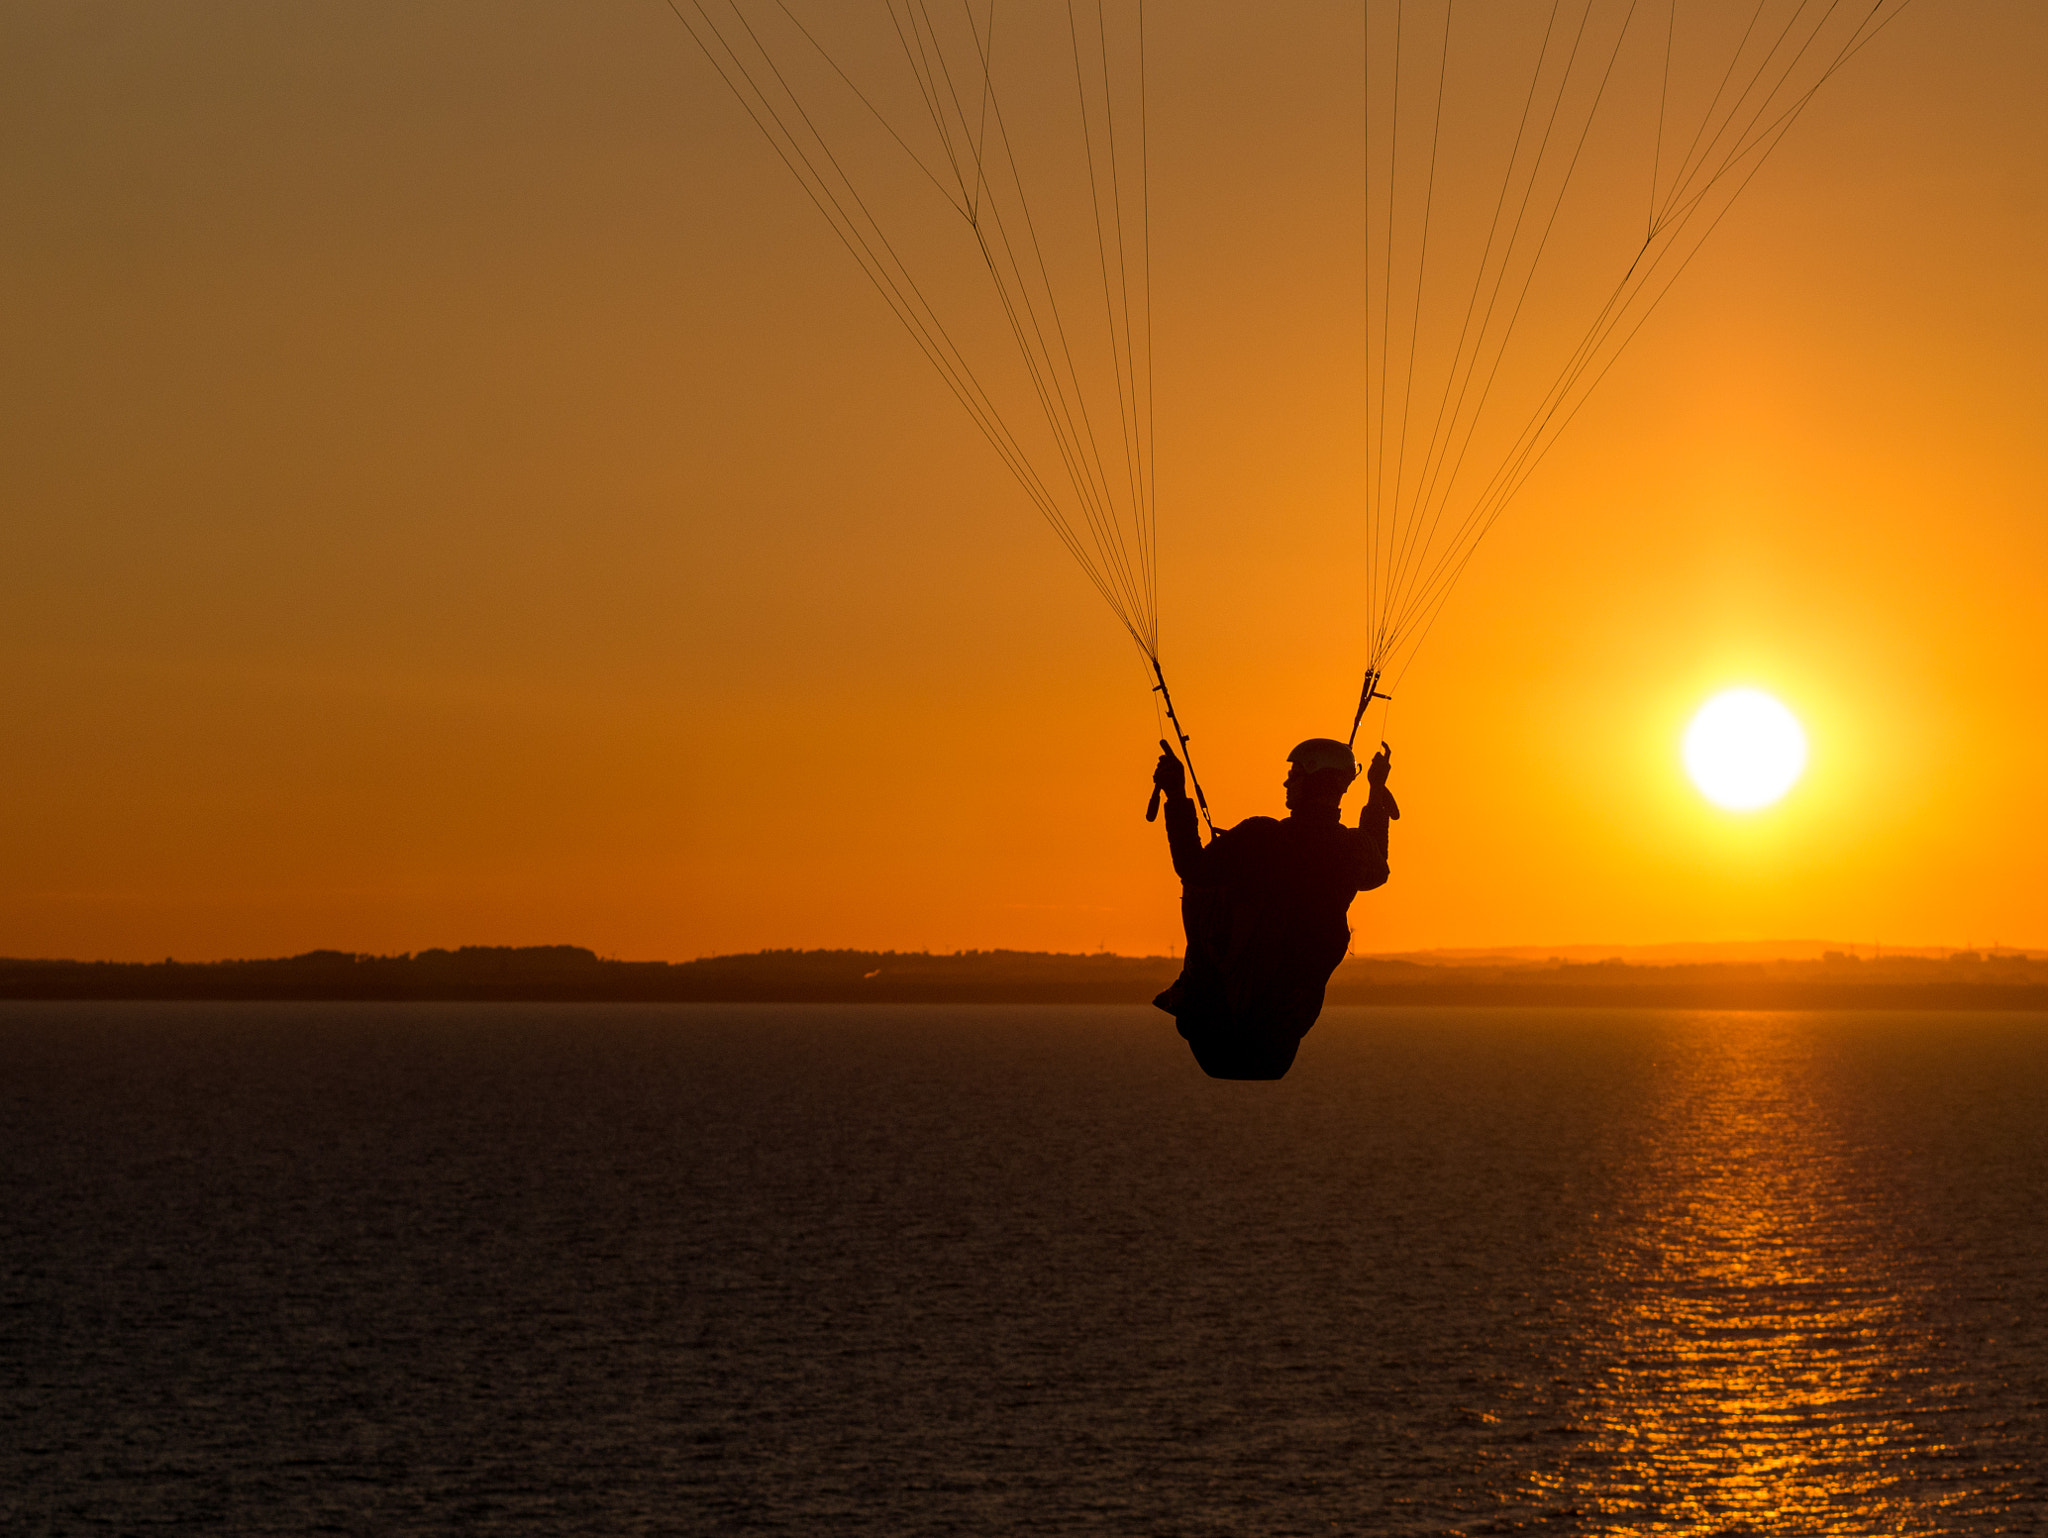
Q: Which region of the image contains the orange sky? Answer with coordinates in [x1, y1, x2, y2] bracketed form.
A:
[3, 1, 2043, 962]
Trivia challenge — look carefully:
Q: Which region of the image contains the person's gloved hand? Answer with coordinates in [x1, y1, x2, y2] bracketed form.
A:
[1367, 743, 1391, 789]
[1153, 740, 1188, 797]
[1363, 742, 1400, 822]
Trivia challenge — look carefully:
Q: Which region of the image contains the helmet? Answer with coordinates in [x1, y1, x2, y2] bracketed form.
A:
[1286, 739, 1357, 779]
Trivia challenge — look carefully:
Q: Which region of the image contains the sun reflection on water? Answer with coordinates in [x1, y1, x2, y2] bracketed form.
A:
[1540, 1016, 1967, 1533]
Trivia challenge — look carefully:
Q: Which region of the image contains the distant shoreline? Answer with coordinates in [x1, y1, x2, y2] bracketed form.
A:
[3, 946, 2046, 1011]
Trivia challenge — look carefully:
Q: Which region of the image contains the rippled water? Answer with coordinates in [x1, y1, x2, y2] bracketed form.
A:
[3, 1003, 2046, 1533]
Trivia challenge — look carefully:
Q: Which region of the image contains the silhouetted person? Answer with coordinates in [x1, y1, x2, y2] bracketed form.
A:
[1151, 738, 1398, 1079]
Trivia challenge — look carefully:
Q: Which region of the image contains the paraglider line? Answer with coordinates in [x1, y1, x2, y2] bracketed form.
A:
[675, 0, 1152, 652]
[965, 0, 1000, 223]
[1657, 0, 1775, 224]
[853, 0, 1157, 650]
[1382, 0, 1455, 614]
[957, 19, 1157, 645]
[766, 0, 965, 215]
[1378, 0, 1910, 677]
[1354, 0, 1908, 698]
[1383, 0, 1639, 634]
[1655, 0, 1863, 235]
[1368, 0, 1404, 628]
[1138, 0, 1159, 633]
[1346, 668, 1391, 751]
[893, 3, 968, 192]
[1380, 0, 1645, 654]
[1151, 656, 1215, 837]
[1068, 0, 1148, 610]
[1390, 0, 1575, 631]
[1650, 0, 1675, 236]
[1393, 0, 1909, 648]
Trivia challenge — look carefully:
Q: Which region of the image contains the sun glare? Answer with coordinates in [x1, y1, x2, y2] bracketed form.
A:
[1683, 689, 1807, 811]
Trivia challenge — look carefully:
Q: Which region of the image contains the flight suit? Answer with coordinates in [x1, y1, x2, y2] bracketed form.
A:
[1157, 790, 1393, 1079]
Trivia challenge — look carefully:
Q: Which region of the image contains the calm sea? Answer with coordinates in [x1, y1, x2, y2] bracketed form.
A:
[3, 1002, 2045, 1534]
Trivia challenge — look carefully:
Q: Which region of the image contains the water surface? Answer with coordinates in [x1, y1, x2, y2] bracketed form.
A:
[3, 1003, 2045, 1533]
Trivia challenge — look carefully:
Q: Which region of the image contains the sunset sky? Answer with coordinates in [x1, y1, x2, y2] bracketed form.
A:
[4, 0, 2043, 963]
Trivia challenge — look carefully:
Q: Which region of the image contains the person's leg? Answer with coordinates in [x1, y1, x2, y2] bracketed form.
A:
[1187, 1031, 1298, 1081]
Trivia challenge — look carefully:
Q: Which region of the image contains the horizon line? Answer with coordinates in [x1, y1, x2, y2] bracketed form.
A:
[7, 938, 2044, 968]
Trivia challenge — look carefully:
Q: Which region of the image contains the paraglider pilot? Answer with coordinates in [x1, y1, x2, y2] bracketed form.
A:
[1151, 738, 1397, 1080]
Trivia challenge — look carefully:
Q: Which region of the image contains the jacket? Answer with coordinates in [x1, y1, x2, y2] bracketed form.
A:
[1160, 788, 1393, 1079]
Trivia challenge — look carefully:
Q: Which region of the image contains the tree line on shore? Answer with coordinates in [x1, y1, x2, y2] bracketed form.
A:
[2, 945, 2044, 1008]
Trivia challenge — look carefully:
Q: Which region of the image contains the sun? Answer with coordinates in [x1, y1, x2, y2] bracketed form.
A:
[1683, 689, 1807, 811]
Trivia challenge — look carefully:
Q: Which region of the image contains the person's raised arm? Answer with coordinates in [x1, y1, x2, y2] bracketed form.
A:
[1152, 740, 1205, 878]
[1356, 742, 1398, 891]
